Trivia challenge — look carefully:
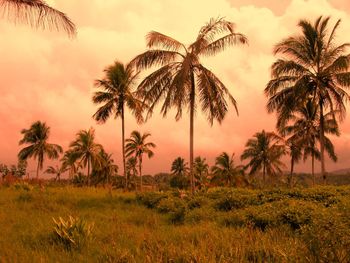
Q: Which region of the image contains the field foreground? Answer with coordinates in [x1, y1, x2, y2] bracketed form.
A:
[1, 185, 350, 262]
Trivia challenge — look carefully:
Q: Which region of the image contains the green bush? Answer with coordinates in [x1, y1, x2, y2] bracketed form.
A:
[13, 182, 33, 191]
[136, 192, 169, 209]
[53, 216, 94, 249]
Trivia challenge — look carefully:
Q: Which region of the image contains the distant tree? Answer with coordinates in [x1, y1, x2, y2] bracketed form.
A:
[131, 17, 247, 194]
[61, 149, 80, 179]
[68, 128, 103, 186]
[211, 152, 244, 186]
[18, 121, 63, 179]
[126, 156, 137, 189]
[171, 157, 188, 176]
[125, 131, 156, 192]
[193, 156, 210, 190]
[92, 61, 143, 190]
[92, 150, 118, 186]
[241, 130, 286, 184]
[0, 0, 76, 36]
[45, 165, 65, 181]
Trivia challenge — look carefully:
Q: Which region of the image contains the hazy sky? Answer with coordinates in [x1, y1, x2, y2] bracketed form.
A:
[1, 0, 350, 176]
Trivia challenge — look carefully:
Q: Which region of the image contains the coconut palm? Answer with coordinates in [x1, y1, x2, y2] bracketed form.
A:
[131, 17, 247, 194]
[193, 156, 210, 190]
[0, 0, 76, 36]
[126, 156, 137, 189]
[61, 149, 81, 179]
[92, 150, 118, 186]
[241, 130, 286, 183]
[45, 165, 65, 181]
[68, 128, 103, 186]
[279, 99, 338, 185]
[92, 61, 144, 190]
[285, 142, 302, 187]
[18, 121, 62, 179]
[171, 157, 188, 176]
[211, 152, 244, 186]
[125, 131, 155, 192]
[265, 16, 350, 183]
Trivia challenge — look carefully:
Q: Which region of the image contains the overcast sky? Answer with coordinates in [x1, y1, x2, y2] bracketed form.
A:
[1, 0, 350, 176]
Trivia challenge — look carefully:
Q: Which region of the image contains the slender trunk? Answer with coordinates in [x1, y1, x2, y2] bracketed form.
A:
[139, 156, 143, 192]
[312, 153, 315, 187]
[263, 163, 266, 185]
[319, 100, 326, 184]
[189, 74, 195, 194]
[87, 159, 90, 187]
[289, 158, 294, 188]
[36, 160, 40, 180]
[121, 105, 127, 191]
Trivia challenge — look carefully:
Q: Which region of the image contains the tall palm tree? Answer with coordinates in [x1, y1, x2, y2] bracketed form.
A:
[241, 130, 286, 184]
[61, 149, 80, 179]
[125, 131, 155, 192]
[211, 152, 244, 186]
[171, 157, 188, 176]
[131, 17, 247, 194]
[45, 165, 65, 181]
[0, 0, 76, 36]
[285, 142, 302, 187]
[265, 16, 350, 183]
[68, 128, 103, 186]
[92, 61, 144, 190]
[18, 121, 62, 179]
[279, 99, 338, 185]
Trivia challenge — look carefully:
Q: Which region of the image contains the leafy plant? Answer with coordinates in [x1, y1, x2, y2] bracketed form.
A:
[53, 216, 94, 249]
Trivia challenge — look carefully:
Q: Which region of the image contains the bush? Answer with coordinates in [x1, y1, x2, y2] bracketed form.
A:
[13, 182, 33, 191]
[136, 192, 169, 208]
[53, 216, 94, 249]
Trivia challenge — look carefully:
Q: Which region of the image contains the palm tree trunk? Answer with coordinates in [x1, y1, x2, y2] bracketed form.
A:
[263, 163, 266, 185]
[189, 74, 195, 195]
[87, 159, 90, 187]
[36, 160, 40, 180]
[312, 153, 315, 186]
[139, 156, 143, 192]
[319, 100, 326, 184]
[121, 105, 127, 191]
[289, 158, 294, 188]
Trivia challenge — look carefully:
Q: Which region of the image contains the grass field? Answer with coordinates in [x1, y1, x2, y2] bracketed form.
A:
[1, 185, 350, 262]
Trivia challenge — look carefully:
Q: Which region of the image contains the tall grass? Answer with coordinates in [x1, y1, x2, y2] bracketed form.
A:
[0, 185, 349, 262]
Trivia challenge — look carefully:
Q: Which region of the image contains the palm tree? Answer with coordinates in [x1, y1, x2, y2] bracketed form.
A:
[61, 149, 80, 179]
[125, 131, 155, 192]
[45, 165, 65, 181]
[92, 150, 118, 186]
[265, 16, 350, 183]
[241, 130, 286, 184]
[126, 156, 137, 189]
[18, 121, 62, 179]
[279, 99, 338, 185]
[0, 0, 76, 36]
[131, 17, 247, 194]
[211, 152, 244, 186]
[193, 156, 210, 190]
[68, 128, 103, 186]
[171, 157, 188, 176]
[285, 142, 302, 187]
[92, 61, 144, 190]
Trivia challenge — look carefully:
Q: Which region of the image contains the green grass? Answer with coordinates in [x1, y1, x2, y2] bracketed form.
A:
[1, 185, 350, 262]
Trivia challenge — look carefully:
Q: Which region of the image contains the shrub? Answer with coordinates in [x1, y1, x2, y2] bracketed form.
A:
[53, 216, 94, 249]
[13, 182, 33, 191]
[136, 192, 168, 209]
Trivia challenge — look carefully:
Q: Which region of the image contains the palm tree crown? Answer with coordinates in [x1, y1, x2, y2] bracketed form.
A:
[211, 152, 243, 186]
[0, 0, 76, 36]
[131, 17, 247, 193]
[241, 130, 286, 183]
[171, 157, 188, 176]
[18, 121, 62, 179]
[265, 16, 350, 182]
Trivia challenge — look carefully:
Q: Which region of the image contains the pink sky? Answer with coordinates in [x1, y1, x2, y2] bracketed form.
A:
[1, 0, 350, 176]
